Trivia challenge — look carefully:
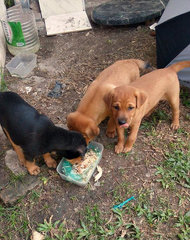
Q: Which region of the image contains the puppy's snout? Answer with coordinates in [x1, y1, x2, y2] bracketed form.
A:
[78, 145, 87, 158]
[118, 118, 127, 125]
[81, 148, 87, 157]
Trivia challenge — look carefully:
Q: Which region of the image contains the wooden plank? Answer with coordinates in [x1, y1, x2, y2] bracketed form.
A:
[39, 0, 85, 19]
[45, 11, 91, 36]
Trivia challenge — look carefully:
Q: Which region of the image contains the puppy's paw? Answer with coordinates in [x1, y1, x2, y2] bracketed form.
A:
[123, 145, 132, 153]
[67, 157, 82, 165]
[46, 159, 57, 169]
[115, 144, 124, 154]
[43, 153, 57, 168]
[106, 129, 116, 138]
[171, 122, 179, 130]
[28, 165, 40, 175]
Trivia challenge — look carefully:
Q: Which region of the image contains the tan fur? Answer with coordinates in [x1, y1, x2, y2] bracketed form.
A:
[67, 59, 147, 143]
[108, 61, 190, 153]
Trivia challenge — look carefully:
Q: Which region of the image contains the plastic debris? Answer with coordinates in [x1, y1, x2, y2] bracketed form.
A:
[94, 165, 103, 182]
[48, 81, 63, 98]
[6, 53, 37, 78]
[113, 196, 135, 209]
[149, 22, 158, 30]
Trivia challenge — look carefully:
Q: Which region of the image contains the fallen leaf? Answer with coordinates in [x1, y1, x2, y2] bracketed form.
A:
[31, 230, 44, 240]
[94, 165, 103, 182]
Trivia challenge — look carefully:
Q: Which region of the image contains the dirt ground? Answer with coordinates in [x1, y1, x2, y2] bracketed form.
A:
[0, 2, 190, 240]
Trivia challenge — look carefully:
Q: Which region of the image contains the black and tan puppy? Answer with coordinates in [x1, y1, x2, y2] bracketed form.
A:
[0, 91, 87, 175]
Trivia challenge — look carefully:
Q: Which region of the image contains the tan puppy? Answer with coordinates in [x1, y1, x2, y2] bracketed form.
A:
[105, 61, 190, 153]
[67, 59, 150, 143]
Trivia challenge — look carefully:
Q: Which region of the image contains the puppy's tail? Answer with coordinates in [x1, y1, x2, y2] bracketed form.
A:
[132, 59, 154, 71]
[167, 61, 190, 73]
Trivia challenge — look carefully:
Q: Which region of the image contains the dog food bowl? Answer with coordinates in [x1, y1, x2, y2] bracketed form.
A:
[56, 141, 104, 187]
[6, 53, 37, 78]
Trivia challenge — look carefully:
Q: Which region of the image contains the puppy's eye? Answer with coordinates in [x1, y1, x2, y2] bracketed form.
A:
[113, 105, 119, 110]
[128, 106, 134, 110]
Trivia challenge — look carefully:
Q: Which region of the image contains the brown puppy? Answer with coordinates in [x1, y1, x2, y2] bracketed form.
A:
[67, 59, 149, 143]
[105, 61, 190, 153]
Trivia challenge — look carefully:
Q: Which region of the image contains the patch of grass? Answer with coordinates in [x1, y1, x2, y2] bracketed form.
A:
[140, 109, 168, 131]
[180, 88, 190, 108]
[140, 121, 154, 130]
[0, 70, 8, 92]
[0, 204, 29, 239]
[175, 211, 190, 240]
[155, 149, 190, 189]
[9, 173, 25, 185]
[76, 206, 142, 239]
[76, 205, 106, 239]
[176, 128, 189, 136]
[132, 190, 174, 227]
[29, 190, 41, 202]
[108, 182, 134, 203]
[4, 0, 14, 8]
[151, 109, 169, 122]
[104, 143, 115, 150]
[38, 216, 74, 240]
[37, 205, 142, 239]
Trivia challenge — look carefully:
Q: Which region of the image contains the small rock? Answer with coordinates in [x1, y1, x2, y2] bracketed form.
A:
[48, 81, 64, 98]
[94, 182, 101, 187]
[56, 124, 68, 129]
[145, 172, 151, 178]
[31, 230, 45, 240]
[0, 174, 41, 204]
[0, 168, 9, 190]
[5, 149, 27, 175]
[0, 126, 7, 142]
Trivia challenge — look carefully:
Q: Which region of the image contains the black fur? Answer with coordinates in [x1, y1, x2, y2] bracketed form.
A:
[0, 91, 87, 162]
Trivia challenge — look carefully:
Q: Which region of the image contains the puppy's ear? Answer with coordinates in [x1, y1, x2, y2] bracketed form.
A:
[104, 90, 114, 110]
[135, 90, 147, 108]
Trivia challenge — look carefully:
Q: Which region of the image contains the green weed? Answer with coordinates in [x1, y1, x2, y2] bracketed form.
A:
[38, 216, 74, 240]
[175, 211, 190, 240]
[0, 204, 29, 239]
[132, 189, 174, 227]
[180, 88, 190, 108]
[140, 109, 168, 131]
[155, 149, 190, 189]
[0, 69, 8, 92]
[4, 0, 14, 8]
[30, 190, 41, 201]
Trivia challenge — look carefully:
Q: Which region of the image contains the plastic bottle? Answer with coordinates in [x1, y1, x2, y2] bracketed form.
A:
[2, 4, 40, 56]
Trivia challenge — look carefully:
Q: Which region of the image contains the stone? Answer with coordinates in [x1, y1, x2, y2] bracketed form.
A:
[0, 126, 7, 142]
[5, 149, 27, 176]
[56, 123, 68, 129]
[0, 168, 9, 190]
[91, 0, 169, 26]
[0, 174, 41, 204]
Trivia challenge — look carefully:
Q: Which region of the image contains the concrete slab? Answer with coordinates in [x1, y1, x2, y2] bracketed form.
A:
[39, 0, 84, 19]
[0, 174, 41, 204]
[5, 149, 27, 176]
[45, 11, 91, 36]
[0, 168, 9, 190]
[39, 0, 91, 35]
